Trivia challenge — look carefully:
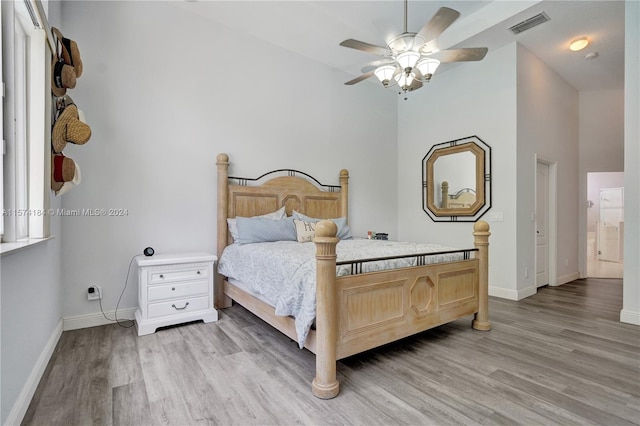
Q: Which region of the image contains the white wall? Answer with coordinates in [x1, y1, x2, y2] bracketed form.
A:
[517, 44, 580, 290]
[397, 43, 518, 298]
[58, 1, 398, 320]
[0, 227, 62, 424]
[622, 0, 640, 325]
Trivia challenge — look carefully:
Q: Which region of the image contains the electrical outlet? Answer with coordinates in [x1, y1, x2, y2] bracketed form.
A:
[87, 285, 102, 301]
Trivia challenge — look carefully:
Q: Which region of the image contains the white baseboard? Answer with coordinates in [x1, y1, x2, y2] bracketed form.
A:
[620, 309, 640, 325]
[63, 307, 137, 331]
[553, 272, 580, 286]
[5, 319, 63, 426]
[489, 285, 537, 301]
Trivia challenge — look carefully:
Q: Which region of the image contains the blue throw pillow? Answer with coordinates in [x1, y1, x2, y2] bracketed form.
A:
[235, 217, 296, 244]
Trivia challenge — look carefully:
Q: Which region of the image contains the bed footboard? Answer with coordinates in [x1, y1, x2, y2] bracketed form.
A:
[312, 220, 491, 399]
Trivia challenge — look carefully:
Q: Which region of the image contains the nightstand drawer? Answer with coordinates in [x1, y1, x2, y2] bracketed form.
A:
[148, 280, 209, 302]
[149, 266, 208, 284]
[147, 295, 210, 319]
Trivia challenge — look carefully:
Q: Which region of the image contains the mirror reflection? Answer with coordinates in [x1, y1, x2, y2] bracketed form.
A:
[422, 136, 491, 222]
[433, 151, 477, 208]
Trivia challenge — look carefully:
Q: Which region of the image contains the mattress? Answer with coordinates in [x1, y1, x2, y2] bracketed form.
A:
[218, 239, 465, 348]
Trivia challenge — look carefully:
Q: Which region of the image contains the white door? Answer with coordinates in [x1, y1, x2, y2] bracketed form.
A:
[536, 162, 549, 287]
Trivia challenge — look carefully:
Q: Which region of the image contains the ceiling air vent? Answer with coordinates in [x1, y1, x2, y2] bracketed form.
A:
[508, 12, 550, 34]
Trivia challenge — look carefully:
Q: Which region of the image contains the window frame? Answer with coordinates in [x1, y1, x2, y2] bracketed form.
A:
[1, 0, 51, 252]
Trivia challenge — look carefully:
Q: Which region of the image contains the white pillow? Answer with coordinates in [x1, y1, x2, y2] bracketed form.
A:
[291, 211, 353, 240]
[227, 206, 286, 243]
[293, 219, 317, 243]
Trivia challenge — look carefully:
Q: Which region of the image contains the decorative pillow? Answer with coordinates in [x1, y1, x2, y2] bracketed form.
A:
[293, 219, 317, 243]
[291, 211, 353, 240]
[235, 217, 296, 244]
[227, 206, 286, 242]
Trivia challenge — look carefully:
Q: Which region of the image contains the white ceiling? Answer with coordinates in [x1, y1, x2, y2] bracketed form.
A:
[178, 0, 625, 92]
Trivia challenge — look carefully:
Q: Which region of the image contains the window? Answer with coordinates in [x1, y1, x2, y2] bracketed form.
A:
[1, 0, 50, 250]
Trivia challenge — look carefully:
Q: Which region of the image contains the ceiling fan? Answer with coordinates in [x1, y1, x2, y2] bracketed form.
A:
[339, 0, 488, 95]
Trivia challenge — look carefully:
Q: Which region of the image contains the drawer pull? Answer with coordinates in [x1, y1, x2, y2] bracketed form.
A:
[159, 274, 164, 279]
[171, 287, 176, 291]
[172, 302, 189, 310]
[197, 271, 201, 275]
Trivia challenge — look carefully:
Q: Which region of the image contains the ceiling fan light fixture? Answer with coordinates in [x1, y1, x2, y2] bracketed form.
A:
[374, 65, 397, 86]
[339, 4, 488, 97]
[416, 58, 440, 80]
[395, 71, 414, 90]
[570, 37, 589, 51]
[396, 51, 420, 70]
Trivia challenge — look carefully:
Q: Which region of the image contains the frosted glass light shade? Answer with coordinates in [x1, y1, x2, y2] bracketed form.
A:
[569, 37, 589, 51]
[396, 51, 420, 69]
[416, 58, 440, 77]
[374, 65, 396, 84]
[394, 71, 414, 89]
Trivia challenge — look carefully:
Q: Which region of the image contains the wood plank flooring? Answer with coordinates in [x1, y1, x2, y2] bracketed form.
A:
[23, 278, 640, 425]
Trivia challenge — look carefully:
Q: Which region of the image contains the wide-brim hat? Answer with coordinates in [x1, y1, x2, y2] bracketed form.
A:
[56, 160, 82, 196]
[52, 27, 83, 78]
[51, 153, 76, 192]
[51, 56, 76, 97]
[52, 104, 91, 153]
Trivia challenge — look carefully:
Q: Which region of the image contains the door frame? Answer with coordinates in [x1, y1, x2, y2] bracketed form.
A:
[535, 157, 558, 287]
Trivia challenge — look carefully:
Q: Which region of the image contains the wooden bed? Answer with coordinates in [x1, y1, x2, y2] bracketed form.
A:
[441, 181, 477, 209]
[215, 153, 491, 399]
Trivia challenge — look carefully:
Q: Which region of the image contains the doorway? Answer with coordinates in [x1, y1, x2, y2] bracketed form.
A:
[535, 160, 557, 288]
[586, 172, 624, 279]
[536, 162, 550, 287]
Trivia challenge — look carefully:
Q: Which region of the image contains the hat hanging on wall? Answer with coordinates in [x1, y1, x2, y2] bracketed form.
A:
[52, 103, 91, 153]
[51, 153, 78, 192]
[51, 55, 76, 97]
[52, 27, 83, 78]
[55, 158, 81, 196]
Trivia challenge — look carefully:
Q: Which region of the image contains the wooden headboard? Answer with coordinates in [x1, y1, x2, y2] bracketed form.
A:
[215, 153, 349, 305]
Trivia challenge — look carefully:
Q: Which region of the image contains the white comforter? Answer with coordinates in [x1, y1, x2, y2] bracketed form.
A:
[217, 239, 464, 348]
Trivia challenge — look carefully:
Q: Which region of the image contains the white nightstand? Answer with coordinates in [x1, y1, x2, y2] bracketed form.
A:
[134, 252, 218, 336]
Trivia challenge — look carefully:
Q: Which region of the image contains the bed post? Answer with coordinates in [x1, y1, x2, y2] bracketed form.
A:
[339, 169, 349, 221]
[312, 220, 340, 399]
[472, 220, 491, 331]
[441, 181, 449, 208]
[216, 153, 232, 309]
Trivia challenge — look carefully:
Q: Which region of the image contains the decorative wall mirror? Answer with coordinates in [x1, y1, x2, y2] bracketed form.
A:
[422, 135, 491, 222]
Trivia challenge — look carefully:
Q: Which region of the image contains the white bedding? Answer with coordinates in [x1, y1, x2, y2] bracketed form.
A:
[217, 239, 465, 348]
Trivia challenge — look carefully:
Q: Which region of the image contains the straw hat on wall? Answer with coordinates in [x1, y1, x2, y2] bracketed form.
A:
[52, 27, 83, 78]
[52, 104, 91, 153]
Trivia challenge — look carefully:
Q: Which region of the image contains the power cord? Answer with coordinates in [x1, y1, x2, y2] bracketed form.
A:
[91, 255, 137, 328]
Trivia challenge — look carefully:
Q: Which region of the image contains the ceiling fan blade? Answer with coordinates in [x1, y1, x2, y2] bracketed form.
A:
[416, 7, 460, 43]
[339, 39, 389, 56]
[432, 47, 488, 63]
[361, 59, 396, 73]
[344, 70, 376, 85]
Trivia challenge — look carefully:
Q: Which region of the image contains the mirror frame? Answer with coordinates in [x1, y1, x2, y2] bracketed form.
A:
[422, 135, 492, 222]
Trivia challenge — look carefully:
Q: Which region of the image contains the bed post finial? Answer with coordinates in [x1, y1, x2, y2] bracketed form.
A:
[472, 220, 491, 331]
[216, 153, 231, 308]
[441, 181, 449, 208]
[312, 220, 340, 399]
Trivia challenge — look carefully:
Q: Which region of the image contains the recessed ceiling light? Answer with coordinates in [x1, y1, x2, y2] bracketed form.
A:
[570, 37, 589, 51]
[584, 52, 599, 60]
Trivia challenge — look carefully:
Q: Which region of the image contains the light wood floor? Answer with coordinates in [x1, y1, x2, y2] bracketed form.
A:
[23, 278, 639, 426]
